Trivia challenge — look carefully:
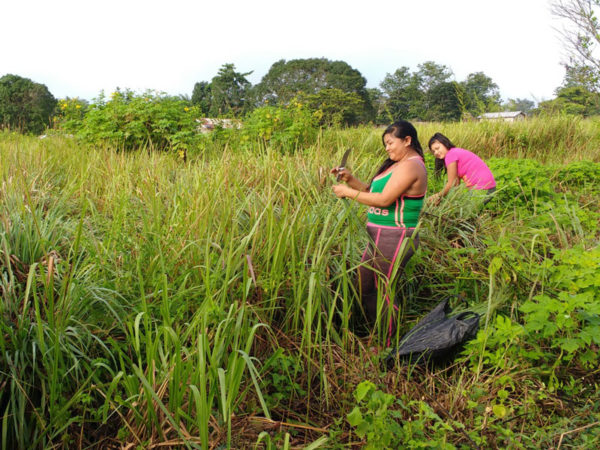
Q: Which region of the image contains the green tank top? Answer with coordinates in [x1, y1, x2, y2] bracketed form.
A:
[367, 170, 425, 228]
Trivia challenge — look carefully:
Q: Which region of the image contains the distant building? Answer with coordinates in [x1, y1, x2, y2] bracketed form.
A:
[196, 118, 242, 134]
[478, 111, 527, 122]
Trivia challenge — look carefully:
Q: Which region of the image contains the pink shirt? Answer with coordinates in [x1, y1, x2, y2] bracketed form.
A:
[444, 148, 496, 189]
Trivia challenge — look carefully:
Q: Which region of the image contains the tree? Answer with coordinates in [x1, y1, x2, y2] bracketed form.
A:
[539, 85, 600, 115]
[298, 88, 364, 126]
[425, 82, 462, 122]
[0, 74, 57, 134]
[503, 98, 535, 113]
[366, 88, 389, 124]
[540, 60, 600, 116]
[380, 62, 459, 121]
[413, 62, 454, 118]
[254, 58, 373, 122]
[380, 63, 501, 122]
[460, 72, 501, 116]
[191, 81, 211, 115]
[552, 0, 600, 91]
[208, 64, 252, 117]
[379, 67, 423, 120]
[561, 62, 599, 91]
[415, 61, 453, 93]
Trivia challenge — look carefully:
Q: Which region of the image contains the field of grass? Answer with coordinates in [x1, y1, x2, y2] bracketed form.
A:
[1, 117, 599, 448]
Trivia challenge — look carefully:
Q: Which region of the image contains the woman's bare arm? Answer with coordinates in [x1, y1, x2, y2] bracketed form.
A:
[440, 162, 459, 196]
[332, 161, 423, 207]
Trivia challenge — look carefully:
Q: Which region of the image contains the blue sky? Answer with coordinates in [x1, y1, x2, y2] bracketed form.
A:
[1, 0, 566, 103]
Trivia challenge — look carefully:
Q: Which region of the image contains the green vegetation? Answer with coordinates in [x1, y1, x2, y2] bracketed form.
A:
[70, 89, 200, 152]
[0, 74, 57, 135]
[2, 56, 597, 137]
[0, 117, 599, 448]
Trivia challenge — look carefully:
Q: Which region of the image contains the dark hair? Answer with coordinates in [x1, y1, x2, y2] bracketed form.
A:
[372, 120, 424, 181]
[428, 132, 456, 177]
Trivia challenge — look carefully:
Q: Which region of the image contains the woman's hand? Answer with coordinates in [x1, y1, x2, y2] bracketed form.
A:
[332, 184, 352, 198]
[427, 192, 442, 206]
[330, 167, 353, 183]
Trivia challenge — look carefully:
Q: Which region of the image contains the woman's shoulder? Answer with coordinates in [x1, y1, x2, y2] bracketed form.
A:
[446, 147, 474, 161]
[450, 147, 478, 156]
[396, 157, 427, 178]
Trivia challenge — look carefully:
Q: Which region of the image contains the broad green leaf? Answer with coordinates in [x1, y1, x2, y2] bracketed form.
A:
[347, 407, 363, 427]
[492, 404, 507, 419]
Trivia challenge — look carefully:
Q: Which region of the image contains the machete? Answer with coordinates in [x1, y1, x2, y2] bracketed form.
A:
[336, 148, 352, 181]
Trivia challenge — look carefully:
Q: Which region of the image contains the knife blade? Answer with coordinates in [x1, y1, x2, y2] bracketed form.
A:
[336, 148, 351, 181]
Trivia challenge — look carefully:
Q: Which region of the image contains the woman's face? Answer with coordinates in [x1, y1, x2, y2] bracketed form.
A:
[430, 141, 449, 159]
[383, 133, 412, 161]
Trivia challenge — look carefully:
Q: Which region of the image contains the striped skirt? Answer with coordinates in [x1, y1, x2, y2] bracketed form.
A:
[359, 223, 419, 347]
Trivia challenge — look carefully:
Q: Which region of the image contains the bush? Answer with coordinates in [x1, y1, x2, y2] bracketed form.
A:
[54, 97, 89, 134]
[0, 74, 57, 134]
[72, 89, 202, 151]
[241, 100, 319, 152]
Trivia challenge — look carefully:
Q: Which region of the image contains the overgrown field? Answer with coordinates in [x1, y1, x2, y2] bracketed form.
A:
[1, 118, 599, 449]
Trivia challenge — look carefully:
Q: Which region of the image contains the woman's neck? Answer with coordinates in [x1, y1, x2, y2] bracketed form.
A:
[397, 148, 420, 162]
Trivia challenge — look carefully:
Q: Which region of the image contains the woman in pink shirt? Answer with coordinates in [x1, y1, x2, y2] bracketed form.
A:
[427, 133, 496, 205]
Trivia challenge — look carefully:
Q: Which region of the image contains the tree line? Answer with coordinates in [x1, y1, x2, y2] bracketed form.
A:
[4, 8, 600, 138]
[191, 58, 534, 125]
[0, 58, 530, 134]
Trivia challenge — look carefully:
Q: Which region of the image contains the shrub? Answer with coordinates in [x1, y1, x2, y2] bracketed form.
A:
[54, 97, 89, 134]
[241, 100, 319, 152]
[73, 89, 201, 151]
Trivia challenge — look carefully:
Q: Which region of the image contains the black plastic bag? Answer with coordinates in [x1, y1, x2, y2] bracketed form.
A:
[386, 299, 480, 368]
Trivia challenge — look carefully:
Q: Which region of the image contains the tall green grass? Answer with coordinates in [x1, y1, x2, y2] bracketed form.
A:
[323, 114, 600, 163]
[0, 118, 598, 448]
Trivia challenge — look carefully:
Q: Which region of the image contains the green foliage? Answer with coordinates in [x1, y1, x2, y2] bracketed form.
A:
[260, 349, 306, 410]
[1, 121, 599, 447]
[0, 188, 124, 448]
[415, 61, 454, 93]
[72, 89, 201, 151]
[241, 101, 319, 152]
[55, 97, 89, 133]
[555, 160, 600, 189]
[487, 158, 555, 207]
[503, 97, 535, 113]
[347, 381, 456, 449]
[254, 58, 373, 121]
[298, 88, 364, 126]
[466, 245, 600, 384]
[191, 81, 211, 115]
[255, 58, 366, 103]
[366, 87, 390, 124]
[380, 66, 422, 120]
[551, 0, 600, 92]
[0, 73, 57, 134]
[379, 64, 501, 122]
[208, 63, 252, 117]
[426, 82, 462, 122]
[347, 381, 402, 449]
[466, 315, 525, 370]
[416, 115, 600, 162]
[522, 247, 600, 366]
[460, 71, 501, 116]
[539, 85, 600, 116]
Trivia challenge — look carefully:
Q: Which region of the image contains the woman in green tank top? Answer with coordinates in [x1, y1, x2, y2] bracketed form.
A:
[332, 120, 427, 347]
